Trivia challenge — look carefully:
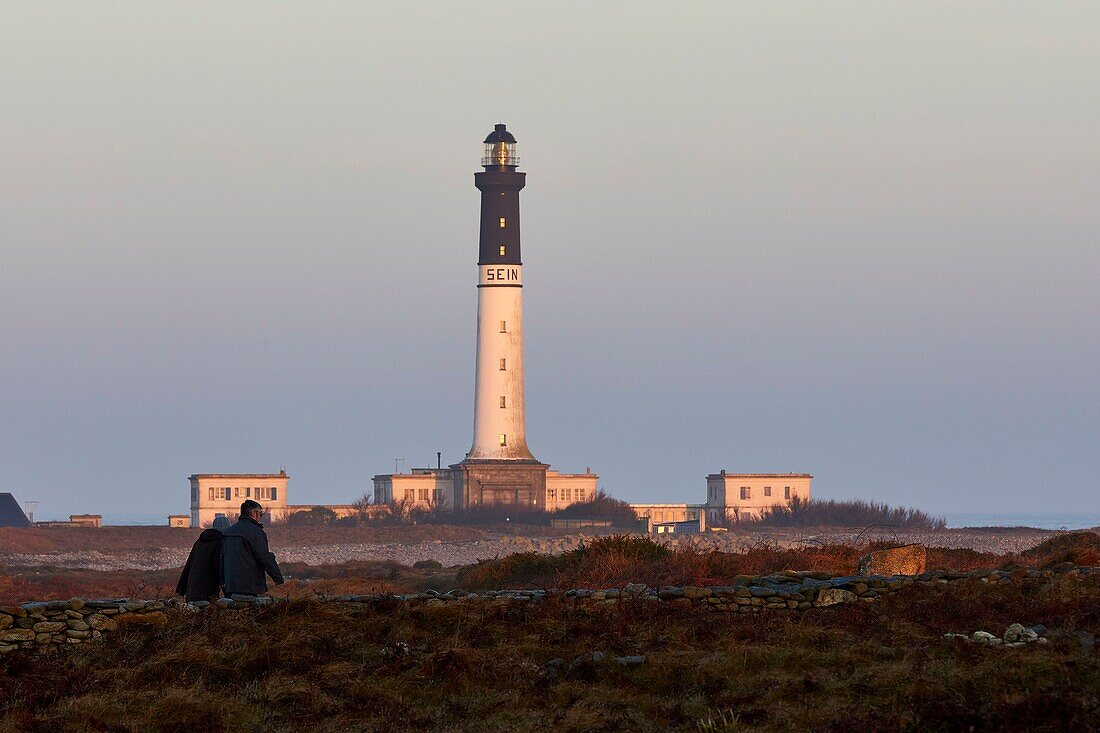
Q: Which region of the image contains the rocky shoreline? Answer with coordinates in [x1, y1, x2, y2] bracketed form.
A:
[0, 527, 1067, 572]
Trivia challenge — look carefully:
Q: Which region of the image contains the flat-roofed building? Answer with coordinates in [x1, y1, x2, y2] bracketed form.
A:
[372, 467, 600, 514]
[704, 472, 812, 524]
[630, 504, 706, 527]
[189, 472, 288, 527]
[372, 468, 455, 510]
[544, 470, 599, 512]
[168, 515, 190, 528]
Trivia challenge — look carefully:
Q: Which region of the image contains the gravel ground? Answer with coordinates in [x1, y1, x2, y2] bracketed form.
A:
[0, 528, 1066, 572]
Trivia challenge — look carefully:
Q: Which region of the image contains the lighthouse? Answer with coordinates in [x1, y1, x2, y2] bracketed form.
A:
[467, 124, 535, 462]
[452, 124, 551, 511]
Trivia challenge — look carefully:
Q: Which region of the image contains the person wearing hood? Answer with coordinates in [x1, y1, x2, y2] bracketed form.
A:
[221, 499, 284, 596]
[175, 515, 231, 602]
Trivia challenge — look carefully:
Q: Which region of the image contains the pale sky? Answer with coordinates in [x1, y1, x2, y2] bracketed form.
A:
[2, 3, 1098, 520]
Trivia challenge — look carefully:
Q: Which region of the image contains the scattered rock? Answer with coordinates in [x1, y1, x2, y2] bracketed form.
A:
[1004, 623, 1039, 644]
[613, 655, 645, 666]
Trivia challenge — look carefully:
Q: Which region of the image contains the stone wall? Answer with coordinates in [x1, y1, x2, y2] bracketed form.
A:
[2, 563, 1096, 655]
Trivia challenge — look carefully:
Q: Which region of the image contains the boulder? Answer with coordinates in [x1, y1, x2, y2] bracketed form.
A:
[1004, 623, 1039, 644]
[32, 622, 67, 633]
[857, 544, 927, 576]
[86, 614, 117, 632]
[413, 559, 443, 569]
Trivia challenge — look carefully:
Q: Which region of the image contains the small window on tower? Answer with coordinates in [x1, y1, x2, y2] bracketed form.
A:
[499, 245, 506, 256]
[499, 358, 506, 370]
[499, 217, 506, 228]
[499, 434, 507, 446]
[499, 396, 506, 408]
[499, 321, 506, 333]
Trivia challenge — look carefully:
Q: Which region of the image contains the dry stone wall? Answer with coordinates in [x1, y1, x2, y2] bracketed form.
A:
[2, 563, 1097, 655]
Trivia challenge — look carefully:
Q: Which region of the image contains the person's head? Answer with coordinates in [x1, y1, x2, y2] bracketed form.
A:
[240, 499, 263, 522]
[211, 516, 231, 531]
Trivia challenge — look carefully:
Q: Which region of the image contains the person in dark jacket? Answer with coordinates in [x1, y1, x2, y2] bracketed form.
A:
[221, 500, 284, 596]
[175, 515, 231, 602]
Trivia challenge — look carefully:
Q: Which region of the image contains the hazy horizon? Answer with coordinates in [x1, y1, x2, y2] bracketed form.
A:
[2, 4, 1099, 520]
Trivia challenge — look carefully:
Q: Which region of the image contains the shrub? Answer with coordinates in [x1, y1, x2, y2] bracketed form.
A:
[748, 497, 947, 530]
[554, 490, 641, 528]
[285, 506, 337, 526]
[1023, 532, 1100, 567]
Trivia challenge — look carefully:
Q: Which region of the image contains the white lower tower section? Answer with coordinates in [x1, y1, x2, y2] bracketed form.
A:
[467, 264, 535, 460]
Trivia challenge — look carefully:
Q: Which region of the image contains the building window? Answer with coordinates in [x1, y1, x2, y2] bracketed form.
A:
[499, 396, 506, 408]
[547, 488, 556, 500]
[499, 358, 506, 370]
[404, 489, 415, 501]
[499, 433, 507, 446]
[499, 245, 506, 256]
[499, 320, 506, 333]
[419, 488, 429, 501]
[764, 486, 772, 497]
[563, 488, 572, 501]
[740, 486, 751, 501]
[576, 489, 586, 502]
[784, 487, 791, 500]
[499, 217, 506, 228]
[271, 487, 277, 501]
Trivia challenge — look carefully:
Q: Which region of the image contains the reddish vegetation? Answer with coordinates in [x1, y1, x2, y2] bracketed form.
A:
[1, 533, 1097, 606]
[0, 577, 1098, 732]
[456, 533, 1100, 591]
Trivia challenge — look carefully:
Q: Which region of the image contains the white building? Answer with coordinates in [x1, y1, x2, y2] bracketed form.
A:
[189, 471, 358, 527]
[189, 472, 289, 527]
[703, 472, 812, 524]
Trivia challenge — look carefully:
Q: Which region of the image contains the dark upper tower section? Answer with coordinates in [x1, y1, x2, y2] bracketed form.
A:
[475, 123, 525, 266]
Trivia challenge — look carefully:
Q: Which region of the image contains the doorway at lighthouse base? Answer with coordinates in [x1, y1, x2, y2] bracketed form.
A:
[451, 460, 551, 513]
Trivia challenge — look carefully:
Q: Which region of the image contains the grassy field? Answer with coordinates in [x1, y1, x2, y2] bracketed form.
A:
[0, 573, 1098, 732]
[1, 532, 1098, 605]
[0, 535, 1098, 730]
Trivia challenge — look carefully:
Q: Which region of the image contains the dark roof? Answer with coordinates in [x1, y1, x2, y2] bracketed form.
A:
[0, 493, 30, 527]
[484, 123, 516, 144]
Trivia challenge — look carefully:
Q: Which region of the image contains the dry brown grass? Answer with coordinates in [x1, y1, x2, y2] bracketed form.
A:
[0, 576, 1097, 732]
[456, 533, 1100, 591]
[2, 533, 1098, 606]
